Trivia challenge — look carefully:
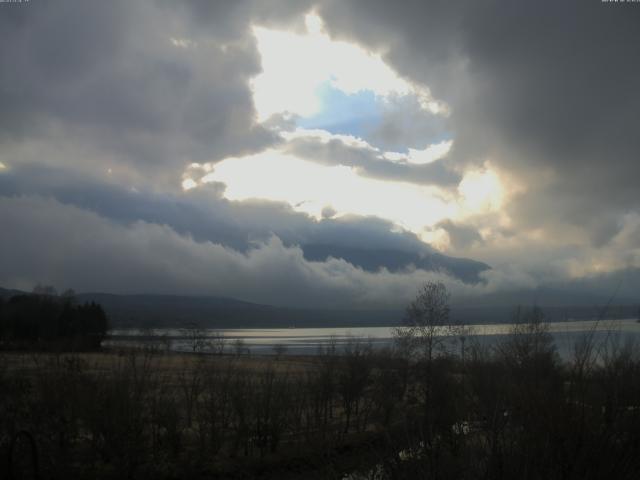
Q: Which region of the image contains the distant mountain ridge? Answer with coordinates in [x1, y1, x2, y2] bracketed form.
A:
[77, 292, 402, 329]
[0, 287, 26, 298]
[2, 286, 638, 329]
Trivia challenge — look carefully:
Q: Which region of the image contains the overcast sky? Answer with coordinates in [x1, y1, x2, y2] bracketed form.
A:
[1, 0, 639, 308]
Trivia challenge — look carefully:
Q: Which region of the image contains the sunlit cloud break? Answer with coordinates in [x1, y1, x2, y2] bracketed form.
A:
[251, 13, 448, 122]
[200, 148, 455, 232]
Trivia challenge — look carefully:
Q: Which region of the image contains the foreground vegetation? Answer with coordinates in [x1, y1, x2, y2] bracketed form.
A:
[2, 283, 640, 479]
[2, 323, 640, 479]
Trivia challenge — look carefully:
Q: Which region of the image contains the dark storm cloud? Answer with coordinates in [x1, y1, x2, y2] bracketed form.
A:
[0, 0, 280, 183]
[318, 0, 640, 245]
[172, 0, 316, 35]
[0, 162, 433, 257]
[0, 195, 497, 308]
[284, 135, 460, 187]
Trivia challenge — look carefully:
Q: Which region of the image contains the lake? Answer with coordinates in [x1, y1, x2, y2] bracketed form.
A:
[106, 318, 640, 358]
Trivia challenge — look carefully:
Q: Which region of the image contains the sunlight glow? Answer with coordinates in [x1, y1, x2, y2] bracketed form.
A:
[251, 13, 445, 121]
[202, 150, 455, 232]
[305, 12, 323, 34]
[181, 178, 197, 191]
[458, 169, 504, 213]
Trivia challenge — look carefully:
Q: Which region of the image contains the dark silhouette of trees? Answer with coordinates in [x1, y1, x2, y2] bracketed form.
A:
[32, 283, 58, 297]
[394, 281, 461, 361]
[0, 290, 109, 350]
[392, 282, 464, 445]
[2, 325, 640, 479]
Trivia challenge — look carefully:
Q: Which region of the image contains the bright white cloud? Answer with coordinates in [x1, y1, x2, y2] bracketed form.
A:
[281, 128, 377, 151]
[404, 141, 453, 165]
[284, 127, 453, 167]
[458, 168, 504, 214]
[202, 149, 455, 232]
[251, 13, 446, 121]
[181, 178, 197, 190]
[188, 128, 513, 246]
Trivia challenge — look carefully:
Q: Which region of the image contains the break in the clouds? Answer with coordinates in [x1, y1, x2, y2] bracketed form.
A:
[1, 0, 640, 307]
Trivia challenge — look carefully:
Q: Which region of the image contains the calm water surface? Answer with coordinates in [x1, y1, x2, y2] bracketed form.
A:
[106, 318, 640, 357]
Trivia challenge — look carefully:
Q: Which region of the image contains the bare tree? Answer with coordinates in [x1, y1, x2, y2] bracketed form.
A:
[233, 338, 248, 356]
[338, 337, 373, 434]
[497, 306, 556, 366]
[393, 281, 460, 362]
[392, 282, 463, 445]
[210, 330, 226, 355]
[183, 322, 209, 353]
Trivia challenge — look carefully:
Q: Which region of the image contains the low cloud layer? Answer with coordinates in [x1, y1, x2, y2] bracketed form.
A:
[0, 195, 537, 308]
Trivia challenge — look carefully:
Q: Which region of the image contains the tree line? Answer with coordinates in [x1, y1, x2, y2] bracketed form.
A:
[0, 286, 109, 350]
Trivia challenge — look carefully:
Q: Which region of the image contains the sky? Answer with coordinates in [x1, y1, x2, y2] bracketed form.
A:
[1, 0, 640, 308]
